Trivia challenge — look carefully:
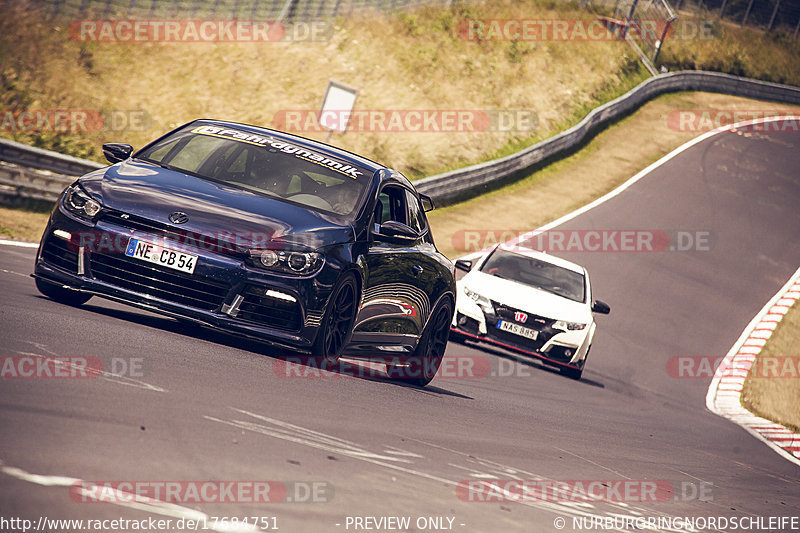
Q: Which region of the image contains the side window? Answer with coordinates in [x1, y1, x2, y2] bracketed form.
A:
[405, 190, 427, 235]
[373, 186, 408, 231]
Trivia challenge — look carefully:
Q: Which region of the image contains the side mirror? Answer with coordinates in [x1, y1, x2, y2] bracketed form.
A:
[419, 193, 435, 212]
[103, 143, 133, 164]
[454, 259, 473, 272]
[374, 221, 419, 243]
[592, 300, 611, 314]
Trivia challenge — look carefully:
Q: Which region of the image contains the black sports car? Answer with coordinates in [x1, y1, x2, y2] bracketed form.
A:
[34, 120, 456, 385]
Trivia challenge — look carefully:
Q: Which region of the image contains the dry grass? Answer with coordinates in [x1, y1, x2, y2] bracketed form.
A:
[741, 301, 800, 433]
[427, 91, 800, 259]
[0, 0, 645, 179]
[0, 206, 50, 242]
[660, 12, 800, 86]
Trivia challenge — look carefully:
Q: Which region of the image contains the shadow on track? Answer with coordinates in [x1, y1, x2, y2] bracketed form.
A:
[52, 297, 473, 399]
[452, 338, 606, 389]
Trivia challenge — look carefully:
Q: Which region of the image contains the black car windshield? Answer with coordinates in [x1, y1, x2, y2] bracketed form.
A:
[480, 249, 586, 302]
[136, 124, 371, 217]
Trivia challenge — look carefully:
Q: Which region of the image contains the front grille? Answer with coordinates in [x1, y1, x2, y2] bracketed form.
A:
[487, 301, 558, 351]
[236, 284, 302, 331]
[492, 302, 555, 329]
[89, 252, 230, 311]
[100, 211, 243, 257]
[41, 234, 79, 273]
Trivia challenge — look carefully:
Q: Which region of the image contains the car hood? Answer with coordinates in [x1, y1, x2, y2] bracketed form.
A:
[461, 270, 591, 323]
[80, 160, 353, 249]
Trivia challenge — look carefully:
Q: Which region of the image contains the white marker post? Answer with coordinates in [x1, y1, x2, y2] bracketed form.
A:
[319, 79, 359, 143]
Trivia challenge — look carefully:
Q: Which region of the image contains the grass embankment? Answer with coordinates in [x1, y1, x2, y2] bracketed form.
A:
[2, 0, 800, 176]
[741, 301, 800, 433]
[0, 0, 649, 178]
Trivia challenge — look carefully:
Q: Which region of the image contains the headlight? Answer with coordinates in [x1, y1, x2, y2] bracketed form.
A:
[247, 249, 323, 276]
[62, 184, 102, 220]
[553, 320, 587, 331]
[464, 286, 492, 311]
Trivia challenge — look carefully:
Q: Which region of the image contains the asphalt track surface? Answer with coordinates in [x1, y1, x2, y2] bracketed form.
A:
[1, 125, 799, 533]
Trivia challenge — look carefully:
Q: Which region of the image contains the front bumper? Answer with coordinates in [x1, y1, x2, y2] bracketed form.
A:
[450, 292, 592, 370]
[34, 207, 333, 352]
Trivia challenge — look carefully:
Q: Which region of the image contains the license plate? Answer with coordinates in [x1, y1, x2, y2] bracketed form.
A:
[124, 237, 198, 274]
[497, 319, 538, 340]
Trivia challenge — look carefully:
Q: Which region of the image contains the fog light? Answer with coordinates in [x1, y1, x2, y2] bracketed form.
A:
[53, 229, 72, 241]
[265, 289, 296, 303]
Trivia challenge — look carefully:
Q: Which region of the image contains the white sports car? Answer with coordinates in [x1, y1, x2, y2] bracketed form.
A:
[450, 244, 610, 380]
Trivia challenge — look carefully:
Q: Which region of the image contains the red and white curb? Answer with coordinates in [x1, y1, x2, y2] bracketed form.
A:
[706, 266, 800, 467]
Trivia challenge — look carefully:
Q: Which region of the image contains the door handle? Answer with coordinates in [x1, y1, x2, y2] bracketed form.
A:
[411, 265, 424, 276]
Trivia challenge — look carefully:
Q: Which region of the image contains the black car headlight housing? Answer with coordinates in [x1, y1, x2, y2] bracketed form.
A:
[247, 248, 324, 276]
[62, 184, 102, 221]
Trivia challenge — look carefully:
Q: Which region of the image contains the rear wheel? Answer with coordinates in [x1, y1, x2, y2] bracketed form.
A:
[35, 278, 92, 306]
[312, 274, 358, 367]
[387, 299, 453, 387]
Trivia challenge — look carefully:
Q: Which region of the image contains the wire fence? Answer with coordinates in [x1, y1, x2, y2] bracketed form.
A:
[674, 0, 800, 36]
[40, 0, 456, 21]
[35, 0, 799, 38]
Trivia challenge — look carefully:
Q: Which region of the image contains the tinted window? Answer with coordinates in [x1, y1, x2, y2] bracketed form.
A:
[405, 190, 427, 235]
[374, 186, 408, 229]
[137, 124, 371, 217]
[480, 249, 586, 302]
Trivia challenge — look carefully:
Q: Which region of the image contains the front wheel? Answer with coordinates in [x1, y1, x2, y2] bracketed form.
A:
[311, 274, 358, 366]
[387, 298, 453, 387]
[560, 344, 590, 381]
[35, 278, 92, 306]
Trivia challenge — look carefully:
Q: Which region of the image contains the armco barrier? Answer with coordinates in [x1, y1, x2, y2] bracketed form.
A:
[414, 71, 800, 203]
[0, 138, 104, 205]
[2, 71, 800, 205]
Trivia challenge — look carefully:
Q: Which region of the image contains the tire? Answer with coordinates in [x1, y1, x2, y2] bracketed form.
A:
[560, 365, 583, 380]
[311, 274, 358, 366]
[386, 298, 453, 387]
[35, 278, 92, 306]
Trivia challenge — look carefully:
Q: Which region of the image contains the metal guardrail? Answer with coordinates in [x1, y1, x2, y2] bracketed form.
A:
[414, 70, 800, 203]
[1, 71, 800, 206]
[0, 138, 104, 205]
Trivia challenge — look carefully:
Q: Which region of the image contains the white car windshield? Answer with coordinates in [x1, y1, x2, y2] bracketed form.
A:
[480, 249, 586, 303]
